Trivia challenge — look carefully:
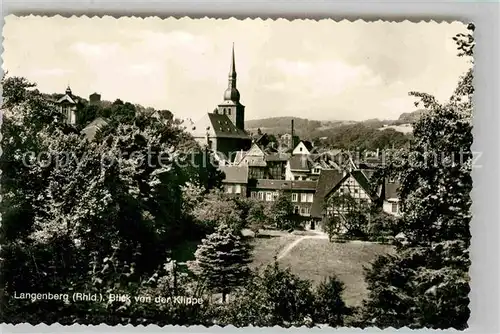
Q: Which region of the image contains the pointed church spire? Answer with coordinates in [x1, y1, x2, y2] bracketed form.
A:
[228, 43, 237, 89]
[230, 42, 236, 76]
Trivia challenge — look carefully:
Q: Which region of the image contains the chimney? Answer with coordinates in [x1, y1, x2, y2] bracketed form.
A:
[291, 119, 295, 148]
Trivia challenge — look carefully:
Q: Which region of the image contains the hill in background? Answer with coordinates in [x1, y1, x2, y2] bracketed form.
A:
[246, 110, 424, 137]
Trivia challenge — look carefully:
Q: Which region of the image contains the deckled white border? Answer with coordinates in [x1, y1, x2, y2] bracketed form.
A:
[1, 1, 499, 333]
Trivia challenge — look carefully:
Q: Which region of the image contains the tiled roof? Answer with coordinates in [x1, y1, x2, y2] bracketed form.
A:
[189, 113, 250, 139]
[289, 154, 313, 171]
[250, 179, 317, 191]
[311, 169, 345, 218]
[220, 165, 249, 184]
[265, 153, 291, 162]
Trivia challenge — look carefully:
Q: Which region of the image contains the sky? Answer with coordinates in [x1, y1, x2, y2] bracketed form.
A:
[3, 16, 472, 122]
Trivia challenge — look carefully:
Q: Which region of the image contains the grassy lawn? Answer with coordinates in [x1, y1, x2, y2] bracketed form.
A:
[250, 230, 300, 271]
[273, 238, 393, 307]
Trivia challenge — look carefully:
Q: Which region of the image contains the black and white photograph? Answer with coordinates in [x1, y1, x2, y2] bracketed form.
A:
[1, 16, 474, 329]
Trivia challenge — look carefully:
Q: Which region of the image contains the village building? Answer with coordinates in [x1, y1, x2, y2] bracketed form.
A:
[248, 179, 317, 217]
[220, 165, 249, 198]
[381, 178, 401, 216]
[55, 86, 78, 124]
[292, 140, 314, 155]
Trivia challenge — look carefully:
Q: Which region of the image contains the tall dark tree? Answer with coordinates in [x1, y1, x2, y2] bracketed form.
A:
[192, 224, 253, 302]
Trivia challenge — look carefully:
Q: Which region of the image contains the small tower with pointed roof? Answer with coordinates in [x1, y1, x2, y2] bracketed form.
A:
[215, 43, 246, 131]
[56, 85, 78, 125]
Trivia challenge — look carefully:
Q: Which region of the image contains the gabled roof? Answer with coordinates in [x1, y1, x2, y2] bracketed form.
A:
[81, 117, 109, 140]
[237, 143, 267, 167]
[189, 113, 250, 140]
[288, 154, 313, 171]
[220, 165, 249, 184]
[322, 169, 378, 204]
[250, 179, 317, 191]
[56, 94, 77, 104]
[311, 169, 345, 218]
[301, 140, 314, 152]
[350, 170, 375, 197]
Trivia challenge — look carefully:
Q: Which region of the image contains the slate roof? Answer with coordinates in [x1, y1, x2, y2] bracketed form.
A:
[288, 154, 313, 171]
[189, 113, 250, 139]
[81, 117, 109, 140]
[311, 169, 345, 218]
[220, 165, 249, 184]
[250, 179, 317, 191]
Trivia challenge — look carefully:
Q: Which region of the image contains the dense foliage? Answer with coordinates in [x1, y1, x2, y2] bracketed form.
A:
[214, 262, 350, 327]
[359, 24, 474, 330]
[0, 76, 223, 324]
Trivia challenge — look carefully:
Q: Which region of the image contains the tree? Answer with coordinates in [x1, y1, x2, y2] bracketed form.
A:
[191, 190, 244, 231]
[269, 191, 295, 230]
[360, 24, 474, 329]
[323, 191, 373, 240]
[246, 199, 269, 235]
[219, 261, 316, 327]
[192, 224, 253, 302]
[314, 276, 352, 327]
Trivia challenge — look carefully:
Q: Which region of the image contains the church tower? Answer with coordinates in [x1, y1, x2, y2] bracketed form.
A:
[215, 44, 246, 131]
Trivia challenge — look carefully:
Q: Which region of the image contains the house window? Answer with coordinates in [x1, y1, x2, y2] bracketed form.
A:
[294, 176, 299, 180]
[391, 202, 398, 213]
[294, 206, 300, 214]
[227, 185, 233, 194]
[258, 192, 265, 201]
[354, 189, 359, 194]
[251, 191, 257, 198]
[228, 109, 231, 115]
[235, 184, 241, 194]
[292, 193, 298, 202]
[273, 192, 279, 201]
[299, 147, 303, 152]
[306, 193, 314, 203]
[302, 207, 311, 215]
[313, 168, 321, 174]
[266, 192, 273, 202]
[301, 193, 307, 202]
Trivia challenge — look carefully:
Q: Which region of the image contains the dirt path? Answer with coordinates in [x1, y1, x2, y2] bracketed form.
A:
[276, 232, 328, 260]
